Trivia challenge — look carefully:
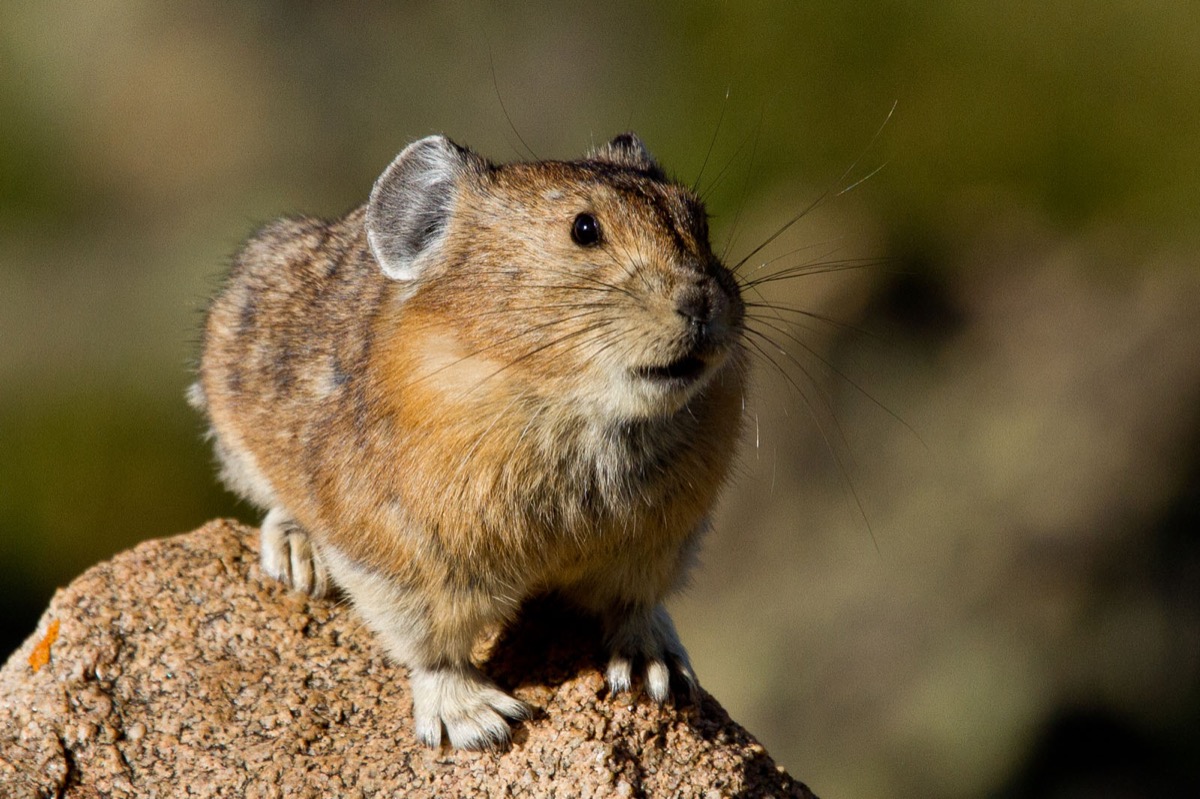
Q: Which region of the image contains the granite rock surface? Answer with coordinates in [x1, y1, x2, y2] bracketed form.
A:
[0, 519, 814, 798]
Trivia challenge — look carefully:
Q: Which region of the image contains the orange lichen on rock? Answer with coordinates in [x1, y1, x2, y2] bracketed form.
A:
[27, 618, 59, 673]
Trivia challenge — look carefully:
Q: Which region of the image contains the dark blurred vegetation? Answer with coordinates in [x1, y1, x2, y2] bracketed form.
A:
[2, 2, 1198, 796]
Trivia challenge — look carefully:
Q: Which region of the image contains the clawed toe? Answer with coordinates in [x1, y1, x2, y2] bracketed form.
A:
[606, 650, 697, 703]
[260, 508, 331, 597]
[606, 655, 634, 694]
[411, 666, 530, 750]
[604, 605, 698, 703]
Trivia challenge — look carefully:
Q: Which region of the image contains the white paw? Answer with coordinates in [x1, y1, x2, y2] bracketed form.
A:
[605, 605, 697, 703]
[410, 665, 530, 750]
[260, 507, 331, 598]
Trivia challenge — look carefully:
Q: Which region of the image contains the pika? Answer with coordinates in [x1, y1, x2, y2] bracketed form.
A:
[191, 133, 746, 749]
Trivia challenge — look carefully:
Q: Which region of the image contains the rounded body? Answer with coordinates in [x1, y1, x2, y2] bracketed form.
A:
[193, 134, 746, 749]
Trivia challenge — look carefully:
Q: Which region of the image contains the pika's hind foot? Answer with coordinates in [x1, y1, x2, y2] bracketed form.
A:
[605, 604, 697, 703]
[260, 507, 331, 598]
[409, 664, 531, 750]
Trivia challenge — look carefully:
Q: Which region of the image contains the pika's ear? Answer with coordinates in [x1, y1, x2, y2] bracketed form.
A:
[592, 132, 664, 176]
[367, 135, 478, 281]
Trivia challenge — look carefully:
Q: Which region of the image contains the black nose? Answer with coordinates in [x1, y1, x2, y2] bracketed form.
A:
[676, 285, 712, 328]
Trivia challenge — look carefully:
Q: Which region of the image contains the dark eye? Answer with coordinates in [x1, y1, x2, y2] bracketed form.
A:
[571, 213, 601, 246]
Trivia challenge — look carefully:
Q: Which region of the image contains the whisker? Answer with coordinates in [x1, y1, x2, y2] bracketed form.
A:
[424, 273, 630, 296]
[720, 106, 765, 264]
[837, 161, 888, 197]
[742, 328, 877, 550]
[739, 238, 840, 274]
[730, 102, 897, 276]
[422, 264, 640, 303]
[597, 228, 655, 300]
[743, 326, 853, 458]
[746, 318, 923, 446]
[740, 257, 890, 289]
[692, 85, 731, 194]
[729, 189, 831, 276]
[744, 303, 877, 339]
[448, 387, 533, 493]
[457, 320, 617, 398]
[488, 47, 538, 161]
[832, 100, 896, 199]
[445, 302, 618, 319]
[699, 126, 757, 203]
[400, 309, 613, 390]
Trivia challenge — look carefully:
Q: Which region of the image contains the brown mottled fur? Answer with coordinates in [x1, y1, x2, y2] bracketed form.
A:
[193, 134, 745, 749]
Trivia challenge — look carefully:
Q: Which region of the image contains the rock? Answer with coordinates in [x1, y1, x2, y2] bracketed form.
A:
[0, 520, 815, 798]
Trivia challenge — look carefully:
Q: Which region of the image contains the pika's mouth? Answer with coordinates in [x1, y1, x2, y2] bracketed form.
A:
[636, 355, 707, 384]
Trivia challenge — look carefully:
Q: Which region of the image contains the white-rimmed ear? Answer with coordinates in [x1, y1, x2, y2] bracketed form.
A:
[367, 135, 473, 281]
[592, 132, 663, 177]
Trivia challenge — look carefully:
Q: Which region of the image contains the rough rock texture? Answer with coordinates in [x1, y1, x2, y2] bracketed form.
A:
[0, 520, 814, 798]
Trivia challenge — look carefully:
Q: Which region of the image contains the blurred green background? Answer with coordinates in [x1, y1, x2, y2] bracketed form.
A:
[3, 2, 1198, 796]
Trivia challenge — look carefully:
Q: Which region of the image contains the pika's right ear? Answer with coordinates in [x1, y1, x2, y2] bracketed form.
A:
[367, 135, 475, 281]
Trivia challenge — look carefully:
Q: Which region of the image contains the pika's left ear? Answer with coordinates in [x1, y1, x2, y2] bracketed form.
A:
[592, 132, 664, 177]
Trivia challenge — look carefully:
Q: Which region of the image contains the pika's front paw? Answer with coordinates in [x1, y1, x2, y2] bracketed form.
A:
[605, 604, 697, 703]
[260, 507, 331, 598]
[409, 664, 531, 750]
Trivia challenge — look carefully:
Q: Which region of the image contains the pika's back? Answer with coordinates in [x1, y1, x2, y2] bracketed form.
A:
[202, 211, 378, 409]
